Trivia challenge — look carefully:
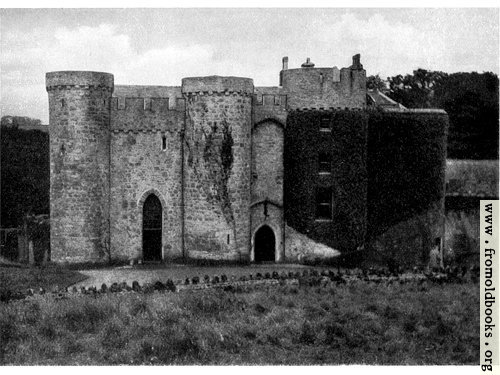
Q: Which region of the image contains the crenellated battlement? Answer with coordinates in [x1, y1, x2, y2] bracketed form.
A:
[183, 90, 254, 98]
[280, 55, 366, 109]
[110, 97, 186, 113]
[46, 85, 114, 93]
[110, 127, 181, 134]
[46, 71, 114, 92]
[182, 76, 254, 96]
[293, 106, 364, 112]
[110, 96, 185, 133]
[253, 94, 288, 107]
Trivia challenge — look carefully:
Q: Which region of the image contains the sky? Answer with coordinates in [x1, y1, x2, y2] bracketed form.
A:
[1, 8, 498, 124]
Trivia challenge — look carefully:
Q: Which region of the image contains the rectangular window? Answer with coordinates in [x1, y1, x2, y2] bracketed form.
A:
[320, 117, 331, 132]
[318, 153, 331, 174]
[316, 187, 333, 220]
[161, 135, 167, 151]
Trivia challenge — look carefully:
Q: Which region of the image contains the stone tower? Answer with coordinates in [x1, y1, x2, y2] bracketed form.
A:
[46, 71, 113, 262]
[182, 76, 253, 261]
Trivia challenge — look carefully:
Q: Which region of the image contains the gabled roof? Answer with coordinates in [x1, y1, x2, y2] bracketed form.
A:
[366, 89, 407, 109]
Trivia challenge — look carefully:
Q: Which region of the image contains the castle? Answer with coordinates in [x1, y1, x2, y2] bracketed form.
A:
[46, 54, 449, 266]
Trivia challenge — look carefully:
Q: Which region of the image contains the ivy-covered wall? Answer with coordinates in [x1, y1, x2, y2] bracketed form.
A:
[366, 110, 448, 238]
[284, 110, 368, 252]
[284, 108, 448, 265]
[365, 110, 448, 268]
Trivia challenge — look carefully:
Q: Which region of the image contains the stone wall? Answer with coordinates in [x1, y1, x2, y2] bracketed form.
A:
[109, 87, 185, 261]
[250, 119, 285, 261]
[253, 87, 288, 125]
[109, 128, 184, 261]
[251, 120, 284, 205]
[114, 85, 182, 110]
[182, 77, 253, 261]
[46, 71, 113, 263]
[280, 56, 366, 110]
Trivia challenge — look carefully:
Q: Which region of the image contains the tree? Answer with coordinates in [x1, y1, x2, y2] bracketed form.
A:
[387, 69, 447, 108]
[1, 115, 43, 128]
[384, 70, 499, 159]
[366, 74, 387, 91]
[1, 118, 49, 228]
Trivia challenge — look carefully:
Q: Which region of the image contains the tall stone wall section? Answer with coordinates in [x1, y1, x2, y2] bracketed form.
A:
[46, 71, 113, 262]
[182, 76, 253, 261]
[251, 121, 284, 205]
[251, 120, 285, 261]
[109, 95, 185, 261]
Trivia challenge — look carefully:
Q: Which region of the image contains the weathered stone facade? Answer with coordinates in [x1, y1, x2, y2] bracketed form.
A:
[46, 54, 447, 265]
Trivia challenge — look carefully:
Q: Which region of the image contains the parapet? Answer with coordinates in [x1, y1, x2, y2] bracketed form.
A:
[46, 71, 114, 92]
[254, 94, 288, 107]
[280, 55, 366, 109]
[110, 97, 186, 113]
[182, 76, 254, 95]
[110, 96, 186, 133]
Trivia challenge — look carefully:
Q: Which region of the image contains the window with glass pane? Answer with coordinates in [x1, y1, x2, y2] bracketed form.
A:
[318, 153, 331, 174]
[316, 187, 332, 220]
[320, 118, 331, 132]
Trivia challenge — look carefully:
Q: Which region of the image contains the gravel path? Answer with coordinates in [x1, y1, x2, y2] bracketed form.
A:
[71, 264, 311, 288]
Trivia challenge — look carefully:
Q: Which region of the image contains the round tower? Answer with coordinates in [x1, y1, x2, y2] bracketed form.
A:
[46, 71, 114, 263]
[181, 76, 253, 261]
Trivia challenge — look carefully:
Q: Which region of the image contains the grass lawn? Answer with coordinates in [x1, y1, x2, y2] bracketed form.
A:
[0, 280, 479, 365]
[0, 264, 88, 297]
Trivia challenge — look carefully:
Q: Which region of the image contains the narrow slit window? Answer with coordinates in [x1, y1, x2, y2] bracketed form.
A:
[161, 135, 167, 151]
[316, 187, 333, 220]
[320, 117, 331, 132]
[61, 99, 66, 108]
[318, 153, 331, 174]
[227, 234, 230, 245]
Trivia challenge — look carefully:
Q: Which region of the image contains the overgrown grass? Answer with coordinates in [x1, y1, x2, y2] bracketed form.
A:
[0, 282, 479, 365]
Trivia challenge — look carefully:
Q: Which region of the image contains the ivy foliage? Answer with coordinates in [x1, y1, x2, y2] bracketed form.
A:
[367, 110, 448, 239]
[285, 110, 368, 251]
[284, 109, 448, 253]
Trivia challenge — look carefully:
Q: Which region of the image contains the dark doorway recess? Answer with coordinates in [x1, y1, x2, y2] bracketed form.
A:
[142, 194, 162, 261]
[254, 225, 275, 262]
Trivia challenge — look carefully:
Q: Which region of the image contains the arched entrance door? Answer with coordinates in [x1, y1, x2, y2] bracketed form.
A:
[254, 225, 275, 262]
[142, 194, 162, 261]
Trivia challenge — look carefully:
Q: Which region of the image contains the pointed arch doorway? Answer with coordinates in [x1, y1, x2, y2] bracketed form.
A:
[142, 194, 162, 261]
[254, 225, 276, 262]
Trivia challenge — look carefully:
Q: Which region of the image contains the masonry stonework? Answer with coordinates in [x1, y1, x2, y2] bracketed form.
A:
[46, 54, 447, 267]
[47, 71, 113, 262]
[182, 77, 253, 261]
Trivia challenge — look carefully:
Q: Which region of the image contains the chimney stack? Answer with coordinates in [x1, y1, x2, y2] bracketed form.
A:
[351, 54, 363, 70]
[282, 56, 288, 71]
